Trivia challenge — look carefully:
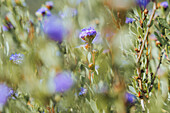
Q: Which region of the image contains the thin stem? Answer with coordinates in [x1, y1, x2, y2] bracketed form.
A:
[136, 2, 157, 64]
[149, 49, 165, 92]
[146, 36, 149, 82]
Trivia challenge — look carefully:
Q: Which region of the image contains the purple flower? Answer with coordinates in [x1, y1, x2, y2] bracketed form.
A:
[45, 1, 53, 10]
[2, 23, 14, 31]
[125, 17, 135, 24]
[0, 84, 11, 107]
[2, 25, 8, 31]
[35, 7, 51, 16]
[136, 0, 150, 9]
[44, 16, 65, 43]
[79, 87, 87, 95]
[125, 93, 137, 104]
[79, 27, 97, 42]
[54, 72, 74, 93]
[160, 1, 168, 9]
[9, 53, 24, 64]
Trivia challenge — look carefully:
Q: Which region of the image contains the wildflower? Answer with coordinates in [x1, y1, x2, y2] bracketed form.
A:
[79, 87, 87, 95]
[35, 7, 51, 17]
[79, 27, 97, 43]
[44, 16, 65, 43]
[45, 1, 53, 10]
[54, 72, 74, 93]
[160, 1, 168, 9]
[0, 84, 11, 108]
[125, 17, 135, 24]
[2, 23, 14, 31]
[125, 93, 137, 105]
[2, 25, 9, 31]
[9, 53, 24, 64]
[136, 0, 150, 9]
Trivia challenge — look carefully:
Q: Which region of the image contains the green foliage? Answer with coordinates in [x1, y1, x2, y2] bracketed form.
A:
[0, 0, 169, 113]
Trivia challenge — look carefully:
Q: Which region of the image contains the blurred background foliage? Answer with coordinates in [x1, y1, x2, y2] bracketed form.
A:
[0, 0, 170, 113]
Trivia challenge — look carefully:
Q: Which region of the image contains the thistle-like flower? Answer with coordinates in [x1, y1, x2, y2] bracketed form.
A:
[9, 53, 24, 64]
[79, 27, 97, 43]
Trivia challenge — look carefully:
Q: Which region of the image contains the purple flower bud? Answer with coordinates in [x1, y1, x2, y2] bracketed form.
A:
[0, 84, 11, 107]
[79, 87, 87, 95]
[160, 1, 168, 9]
[125, 17, 135, 24]
[136, 0, 150, 9]
[35, 7, 51, 16]
[125, 93, 137, 105]
[2, 23, 14, 31]
[54, 72, 74, 93]
[44, 16, 65, 43]
[9, 53, 24, 64]
[79, 27, 97, 42]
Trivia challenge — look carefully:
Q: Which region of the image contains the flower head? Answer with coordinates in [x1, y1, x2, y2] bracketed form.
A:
[79, 87, 87, 95]
[44, 16, 65, 43]
[79, 27, 97, 43]
[35, 7, 51, 17]
[45, 1, 53, 10]
[9, 53, 24, 64]
[125, 93, 137, 105]
[125, 17, 135, 24]
[136, 0, 150, 9]
[160, 1, 168, 9]
[0, 84, 11, 107]
[2, 23, 14, 31]
[54, 72, 74, 93]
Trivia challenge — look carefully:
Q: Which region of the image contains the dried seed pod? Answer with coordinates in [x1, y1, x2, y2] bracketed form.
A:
[88, 63, 94, 70]
[135, 48, 140, 52]
[156, 41, 161, 46]
[144, 9, 148, 15]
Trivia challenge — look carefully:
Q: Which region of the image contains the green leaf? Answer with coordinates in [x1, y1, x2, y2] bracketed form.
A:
[129, 24, 137, 36]
[154, 32, 163, 44]
[138, 27, 144, 38]
[88, 52, 92, 63]
[165, 29, 170, 40]
[158, 18, 170, 29]
[129, 86, 137, 94]
[86, 99, 99, 113]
